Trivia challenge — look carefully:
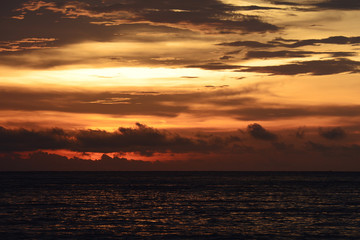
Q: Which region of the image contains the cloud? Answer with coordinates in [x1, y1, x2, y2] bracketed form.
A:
[1, 124, 360, 170]
[217, 40, 274, 48]
[187, 62, 241, 70]
[3, 88, 360, 121]
[247, 123, 277, 141]
[0, 123, 244, 156]
[239, 58, 360, 75]
[8, 0, 279, 37]
[242, 50, 356, 59]
[0, 38, 57, 52]
[218, 36, 360, 50]
[268, 0, 360, 10]
[230, 105, 360, 120]
[236, 5, 281, 10]
[0, 126, 70, 152]
[0, 88, 260, 118]
[273, 36, 360, 48]
[319, 127, 346, 140]
[315, 0, 360, 10]
[244, 50, 315, 59]
[0, 151, 157, 171]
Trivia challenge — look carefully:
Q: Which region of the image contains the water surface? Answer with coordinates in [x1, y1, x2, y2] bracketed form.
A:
[1, 172, 360, 239]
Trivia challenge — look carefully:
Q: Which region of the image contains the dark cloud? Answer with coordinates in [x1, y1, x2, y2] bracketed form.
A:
[1, 125, 360, 170]
[2, 140, 360, 171]
[268, 0, 360, 10]
[219, 55, 233, 60]
[269, 1, 301, 6]
[0, 0, 279, 51]
[0, 38, 57, 52]
[315, 0, 360, 10]
[87, 0, 280, 33]
[319, 127, 346, 140]
[230, 105, 360, 120]
[330, 52, 357, 57]
[0, 123, 244, 156]
[244, 50, 356, 59]
[245, 50, 315, 59]
[0, 126, 70, 152]
[218, 36, 360, 50]
[236, 5, 281, 10]
[239, 58, 360, 75]
[217, 40, 274, 48]
[273, 36, 360, 48]
[0, 152, 157, 171]
[0, 7, 123, 47]
[247, 123, 277, 141]
[187, 62, 241, 70]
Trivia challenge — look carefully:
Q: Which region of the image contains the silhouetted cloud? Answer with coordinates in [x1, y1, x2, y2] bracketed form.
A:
[275, 1, 300, 6]
[330, 52, 357, 57]
[0, 126, 70, 152]
[319, 127, 346, 140]
[236, 5, 281, 10]
[0, 152, 156, 171]
[0, 123, 244, 156]
[217, 40, 274, 48]
[273, 36, 360, 48]
[247, 123, 277, 141]
[243, 50, 356, 59]
[268, 0, 360, 10]
[218, 36, 360, 50]
[0, 38, 57, 52]
[315, 0, 360, 10]
[1, 124, 360, 171]
[6, 0, 279, 39]
[230, 105, 360, 120]
[245, 50, 314, 59]
[187, 63, 240, 70]
[239, 58, 360, 75]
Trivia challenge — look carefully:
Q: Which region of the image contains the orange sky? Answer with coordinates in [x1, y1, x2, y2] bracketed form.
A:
[1, 0, 360, 170]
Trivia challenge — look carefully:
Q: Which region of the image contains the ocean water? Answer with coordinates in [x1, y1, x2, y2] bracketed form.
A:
[1, 172, 360, 239]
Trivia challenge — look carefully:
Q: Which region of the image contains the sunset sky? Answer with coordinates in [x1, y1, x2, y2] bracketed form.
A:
[1, 0, 360, 170]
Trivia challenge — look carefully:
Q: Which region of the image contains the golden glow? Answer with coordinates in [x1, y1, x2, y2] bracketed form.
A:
[0, 1, 359, 133]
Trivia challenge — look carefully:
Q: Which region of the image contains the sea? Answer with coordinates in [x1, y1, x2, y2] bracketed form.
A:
[1, 172, 360, 239]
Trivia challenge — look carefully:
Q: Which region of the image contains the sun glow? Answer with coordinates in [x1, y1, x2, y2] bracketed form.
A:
[1, 65, 247, 88]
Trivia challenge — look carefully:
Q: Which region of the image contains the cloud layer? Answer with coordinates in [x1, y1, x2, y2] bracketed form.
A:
[2, 88, 360, 121]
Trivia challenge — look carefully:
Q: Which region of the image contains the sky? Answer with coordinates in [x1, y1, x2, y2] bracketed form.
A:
[1, 0, 360, 170]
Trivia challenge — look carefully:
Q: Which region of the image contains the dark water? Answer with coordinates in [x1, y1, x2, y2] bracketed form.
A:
[1, 172, 360, 239]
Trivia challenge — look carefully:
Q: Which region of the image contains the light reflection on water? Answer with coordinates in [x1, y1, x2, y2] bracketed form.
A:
[1, 172, 360, 239]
